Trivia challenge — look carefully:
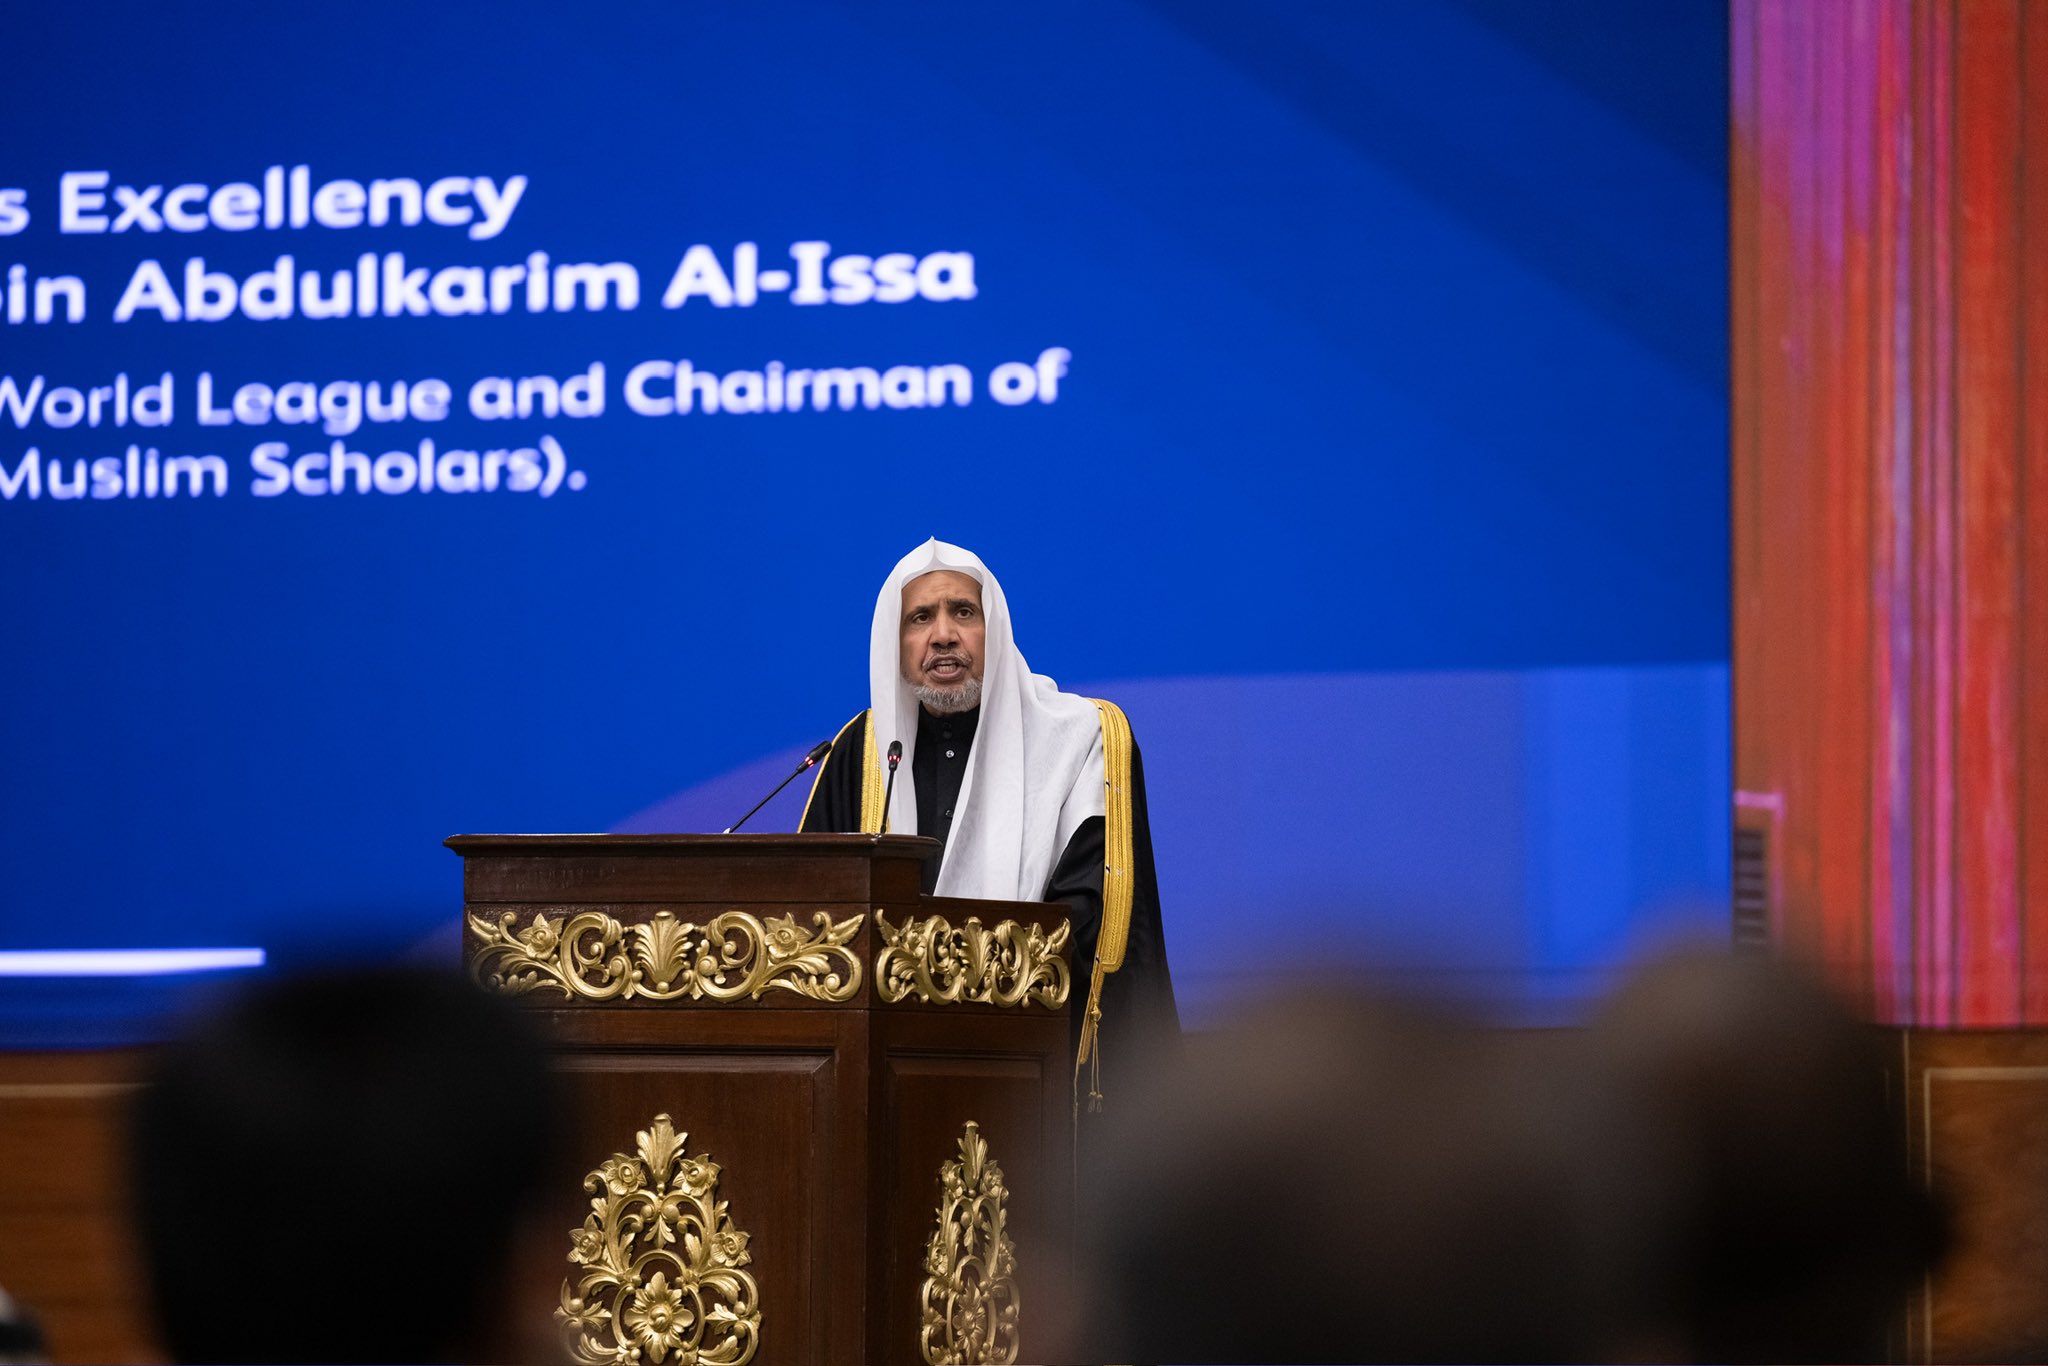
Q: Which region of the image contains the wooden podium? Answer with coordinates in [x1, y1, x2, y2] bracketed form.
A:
[448, 833, 1076, 1366]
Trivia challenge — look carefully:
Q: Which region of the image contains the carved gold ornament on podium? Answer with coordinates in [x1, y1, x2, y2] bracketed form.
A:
[556, 1114, 761, 1366]
[467, 908, 862, 1002]
[874, 911, 1070, 1008]
[919, 1121, 1020, 1365]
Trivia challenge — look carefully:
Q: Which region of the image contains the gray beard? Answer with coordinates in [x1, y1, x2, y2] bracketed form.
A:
[913, 677, 983, 715]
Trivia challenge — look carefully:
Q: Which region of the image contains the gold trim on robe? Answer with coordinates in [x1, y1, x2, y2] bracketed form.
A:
[1076, 697, 1136, 1111]
[801, 711, 886, 834]
[861, 709, 885, 833]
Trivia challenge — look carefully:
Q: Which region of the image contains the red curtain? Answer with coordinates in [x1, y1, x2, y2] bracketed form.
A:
[1734, 0, 2048, 1024]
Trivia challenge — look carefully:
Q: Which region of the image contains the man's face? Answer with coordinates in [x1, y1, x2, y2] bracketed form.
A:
[899, 570, 987, 702]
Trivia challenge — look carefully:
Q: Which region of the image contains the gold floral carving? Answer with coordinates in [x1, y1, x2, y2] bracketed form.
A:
[467, 908, 862, 1003]
[557, 1114, 761, 1366]
[873, 911, 1070, 1008]
[920, 1121, 1020, 1365]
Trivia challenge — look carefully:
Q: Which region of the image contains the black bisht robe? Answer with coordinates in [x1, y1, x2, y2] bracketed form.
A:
[799, 706, 1181, 1110]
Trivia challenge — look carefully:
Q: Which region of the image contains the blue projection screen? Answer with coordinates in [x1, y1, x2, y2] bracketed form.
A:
[1, 1, 1729, 1042]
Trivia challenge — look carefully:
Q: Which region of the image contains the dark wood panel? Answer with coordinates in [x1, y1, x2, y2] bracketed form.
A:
[452, 833, 935, 905]
[531, 1007, 849, 1048]
[515, 1009, 869, 1366]
[1903, 1030, 2048, 1362]
[464, 855, 896, 905]
[870, 1012, 1073, 1365]
[0, 1051, 160, 1365]
[551, 1049, 838, 1366]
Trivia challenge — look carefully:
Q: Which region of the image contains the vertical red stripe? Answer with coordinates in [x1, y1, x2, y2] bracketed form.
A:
[1850, 0, 1874, 997]
[1753, 0, 1810, 955]
[2020, 1, 2048, 1017]
[1817, 0, 1877, 999]
[1798, 0, 1830, 970]
[1953, 0, 2023, 1024]
[1867, 0, 1905, 1020]
[1925, 0, 1959, 1024]
[1906, 0, 1937, 1021]
[1883, 0, 1918, 1017]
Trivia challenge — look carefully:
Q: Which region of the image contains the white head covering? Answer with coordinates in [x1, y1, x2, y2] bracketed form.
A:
[870, 539, 1105, 902]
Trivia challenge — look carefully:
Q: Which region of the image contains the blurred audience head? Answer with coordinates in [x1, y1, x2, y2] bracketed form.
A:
[1589, 945, 1948, 1363]
[130, 967, 564, 1364]
[1082, 949, 1947, 1364]
[1081, 985, 1673, 1363]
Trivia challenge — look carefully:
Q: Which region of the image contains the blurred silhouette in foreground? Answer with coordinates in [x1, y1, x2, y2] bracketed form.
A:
[130, 968, 566, 1364]
[1081, 949, 1947, 1363]
[1081, 986, 1672, 1362]
[1590, 948, 1948, 1363]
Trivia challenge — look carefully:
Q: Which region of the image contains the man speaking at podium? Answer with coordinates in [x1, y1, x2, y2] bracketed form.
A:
[799, 539, 1178, 1108]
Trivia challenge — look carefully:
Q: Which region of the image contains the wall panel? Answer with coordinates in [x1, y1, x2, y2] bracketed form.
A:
[0, 1051, 156, 1365]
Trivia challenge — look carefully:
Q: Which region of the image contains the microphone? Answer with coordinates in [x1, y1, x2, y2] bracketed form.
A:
[881, 740, 903, 834]
[724, 739, 833, 833]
